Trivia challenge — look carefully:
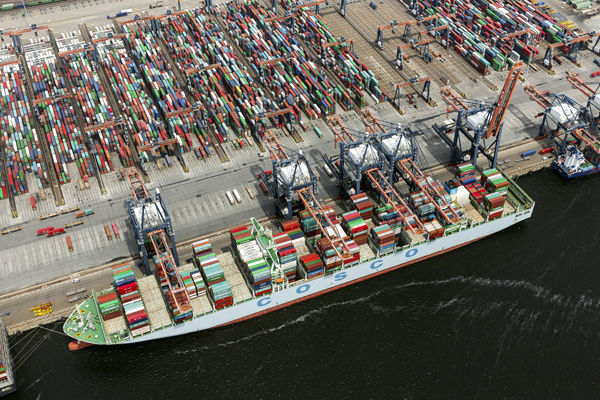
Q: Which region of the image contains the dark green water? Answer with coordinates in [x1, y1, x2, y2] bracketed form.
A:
[7, 169, 600, 399]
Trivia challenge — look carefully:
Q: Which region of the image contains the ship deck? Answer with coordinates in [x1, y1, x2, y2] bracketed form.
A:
[63, 169, 534, 345]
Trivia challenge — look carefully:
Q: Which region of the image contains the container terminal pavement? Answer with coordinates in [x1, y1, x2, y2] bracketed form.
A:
[0, 0, 598, 297]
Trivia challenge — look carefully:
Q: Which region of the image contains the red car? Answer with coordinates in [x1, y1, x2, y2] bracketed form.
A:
[591, 71, 600, 78]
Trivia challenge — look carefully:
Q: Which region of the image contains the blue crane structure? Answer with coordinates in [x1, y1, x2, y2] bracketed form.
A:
[258, 131, 318, 219]
[524, 83, 589, 152]
[125, 168, 179, 275]
[433, 61, 524, 168]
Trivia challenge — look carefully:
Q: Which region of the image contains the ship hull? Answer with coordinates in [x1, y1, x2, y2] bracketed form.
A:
[100, 207, 533, 345]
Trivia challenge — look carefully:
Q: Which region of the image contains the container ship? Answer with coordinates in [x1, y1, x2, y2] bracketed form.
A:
[63, 164, 534, 346]
[0, 320, 16, 397]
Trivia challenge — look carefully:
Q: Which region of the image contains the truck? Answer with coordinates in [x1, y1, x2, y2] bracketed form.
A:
[37, 226, 54, 236]
[112, 223, 120, 238]
[66, 235, 73, 252]
[47, 227, 65, 237]
[104, 225, 112, 240]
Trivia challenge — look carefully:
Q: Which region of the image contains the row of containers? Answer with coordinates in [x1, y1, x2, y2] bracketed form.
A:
[57, 32, 135, 171]
[93, 27, 173, 163]
[0, 60, 48, 196]
[24, 40, 96, 185]
[411, 0, 578, 73]
[123, 21, 203, 156]
[222, 1, 384, 121]
[160, 9, 281, 142]
[192, 239, 234, 310]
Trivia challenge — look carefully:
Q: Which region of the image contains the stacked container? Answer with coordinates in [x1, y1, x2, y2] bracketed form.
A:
[483, 192, 506, 220]
[111, 264, 149, 336]
[96, 289, 122, 321]
[350, 192, 373, 221]
[96, 37, 169, 162]
[295, 10, 385, 105]
[123, 22, 192, 151]
[224, 2, 337, 119]
[368, 224, 396, 255]
[0, 356, 6, 382]
[481, 168, 509, 193]
[209, 281, 233, 309]
[161, 10, 274, 142]
[273, 232, 297, 282]
[315, 237, 343, 271]
[61, 51, 133, 170]
[181, 271, 198, 299]
[341, 211, 369, 245]
[299, 253, 325, 279]
[0, 61, 47, 195]
[191, 270, 206, 296]
[409, 192, 436, 218]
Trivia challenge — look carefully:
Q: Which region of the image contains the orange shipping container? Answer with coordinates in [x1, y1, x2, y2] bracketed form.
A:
[66, 235, 73, 252]
[104, 225, 112, 240]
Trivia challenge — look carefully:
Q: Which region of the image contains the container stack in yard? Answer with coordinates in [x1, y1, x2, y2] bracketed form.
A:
[112, 264, 151, 336]
[58, 35, 134, 170]
[295, 9, 385, 106]
[230, 225, 272, 296]
[25, 41, 93, 184]
[92, 26, 169, 163]
[160, 10, 275, 143]
[122, 22, 194, 152]
[407, 0, 577, 72]
[0, 48, 47, 196]
[223, 2, 338, 120]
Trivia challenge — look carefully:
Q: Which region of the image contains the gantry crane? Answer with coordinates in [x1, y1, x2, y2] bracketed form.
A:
[393, 76, 432, 111]
[524, 83, 588, 151]
[433, 61, 524, 167]
[124, 167, 178, 275]
[319, 37, 353, 60]
[565, 72, 600, 134]
[376, 15, 438, 50]
[395, 39, 432, 69]
[543, 32, 600, 69]
[253, 107, 296, 138]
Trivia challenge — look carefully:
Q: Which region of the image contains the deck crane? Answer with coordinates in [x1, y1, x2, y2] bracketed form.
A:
[433, 61, 524, 168]
[440, 86, 468, 115]
[124, 167, 178, 275]
[393, 76, 432, 111]
[565, 73, 600, 134]
[524, 83, 588, 151]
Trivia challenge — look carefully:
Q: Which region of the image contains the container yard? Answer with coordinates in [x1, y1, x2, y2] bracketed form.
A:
[0, 0, 598, 344]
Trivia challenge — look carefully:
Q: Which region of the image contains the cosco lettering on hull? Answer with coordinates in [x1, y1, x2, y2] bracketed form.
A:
[255, 248, 420, 307]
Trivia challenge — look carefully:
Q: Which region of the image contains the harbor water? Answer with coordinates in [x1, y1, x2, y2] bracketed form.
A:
[7, 168, 600, 399]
